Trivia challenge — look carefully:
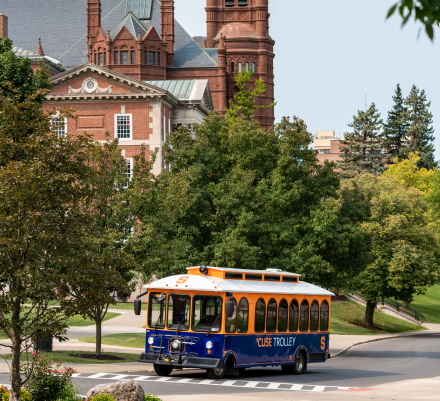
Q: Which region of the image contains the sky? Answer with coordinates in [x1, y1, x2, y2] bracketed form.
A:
[175, 0, 440, 158]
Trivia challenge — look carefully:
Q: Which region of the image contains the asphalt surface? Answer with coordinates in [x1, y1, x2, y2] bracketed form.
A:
[1, 334, 440, 396]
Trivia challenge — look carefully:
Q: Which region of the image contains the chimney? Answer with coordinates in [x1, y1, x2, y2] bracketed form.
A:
[160, 0, 174, 66]
[87, 0, 101, 41]
[205, 0, 218, 49]
[0, 14, 8, 38]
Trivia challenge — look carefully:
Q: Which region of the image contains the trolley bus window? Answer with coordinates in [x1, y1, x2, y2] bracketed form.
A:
[278, 299, 288, 332]
[282, 276, 298, 283]
[148, 292, 165, 329]
[167, 294, 191, 331]
[225, 297, 237, 333]
[264, 275, 280, 282]
[289, 299, 299, 332]
[192, 296, 222, 332]
[255, 298, 266, 332]
[320, 300, 329, 331]
[300, 300, 309, 332]
[267, 298, 277, 332]
[225, 273, 243, 280]
[237, 298, 249, 333]
[310, 300, 319, 331]
[245, 273, 262, 281]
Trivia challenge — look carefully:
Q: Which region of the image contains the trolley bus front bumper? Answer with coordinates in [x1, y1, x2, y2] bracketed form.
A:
[138, 353, 223, 369]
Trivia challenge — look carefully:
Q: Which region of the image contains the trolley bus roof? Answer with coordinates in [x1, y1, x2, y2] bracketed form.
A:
[144, 274, 334, 296]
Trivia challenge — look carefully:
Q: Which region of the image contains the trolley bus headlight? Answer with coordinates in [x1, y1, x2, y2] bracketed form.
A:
[172, 339, 181, 350]
[206, 341, 213, 350]
[148, 337, 154, 345]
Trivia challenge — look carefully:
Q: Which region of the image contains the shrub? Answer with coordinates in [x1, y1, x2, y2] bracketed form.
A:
[91, 395, 115, 401]
[23, 354, 76, 401]
[0, 387, 7, 397]
[55, 382, 83, 401]
[145, 396, 163, 401]
[2, 388, 31, 401]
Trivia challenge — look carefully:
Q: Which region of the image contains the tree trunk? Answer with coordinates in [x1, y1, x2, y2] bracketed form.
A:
[364, 301, 375, 327]
[10, 302, 22, 401]
[402, 301, 409, 309]
[96, 309, 102, 356]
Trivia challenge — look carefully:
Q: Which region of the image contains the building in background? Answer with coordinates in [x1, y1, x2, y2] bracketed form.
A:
[1, 0, 276, 174]
[313, 130, 342, 164]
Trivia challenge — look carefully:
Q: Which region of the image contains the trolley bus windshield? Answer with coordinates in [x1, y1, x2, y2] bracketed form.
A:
[167, 294, 190, 331]
[192, 295, 222, 332]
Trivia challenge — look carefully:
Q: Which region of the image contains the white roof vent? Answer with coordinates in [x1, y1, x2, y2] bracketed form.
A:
[266, 268, 283, 272]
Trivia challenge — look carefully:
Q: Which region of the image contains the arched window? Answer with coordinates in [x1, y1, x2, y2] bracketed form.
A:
[225, 297, 237, 333]
[266, 298, 277, 332]
[252, 62, 256, 72]
[157, 52, 161, 65]
[231, 62, 235, 73]
[238, 62, 242, 72]
[238, 0, 248, 5]
[310, 300, 319, 331]
[237, 298, 249, 333]
[289, 299, 299, 332]
[278, 299, 288, 332]
[320, 300, 329, 331]
[245, 62, 249, 72]
[114, 51, 119, 64]
[255, 298, 266, 332]
[225, 0, 235, 6]
[300, 299, 309, 332]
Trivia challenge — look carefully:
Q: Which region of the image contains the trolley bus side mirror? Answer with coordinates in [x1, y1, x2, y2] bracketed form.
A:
[134, 299, 142, 315]
[225, 300, 235, 318]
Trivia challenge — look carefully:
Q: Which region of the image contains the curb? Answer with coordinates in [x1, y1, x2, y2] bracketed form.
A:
[331, 330, 440, 358]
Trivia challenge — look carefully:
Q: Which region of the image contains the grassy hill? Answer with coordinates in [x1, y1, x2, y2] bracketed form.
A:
[331, 299, 425, 335]
[410, 285, 440, 324]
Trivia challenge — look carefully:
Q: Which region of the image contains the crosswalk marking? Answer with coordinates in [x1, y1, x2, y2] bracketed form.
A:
[69, 373, 358, 392]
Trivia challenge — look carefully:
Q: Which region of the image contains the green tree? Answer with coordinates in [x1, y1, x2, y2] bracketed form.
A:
[338, 103, 385, 177]
[0, 87, 118, 401]
[128, 77, 371, 290]
[226, 70, 275, 127]
[344, 174, 440, 326]
[384, 152, 436, 192]
[382, 84, 409, 163]
[402, 85, 436, 169]
[66, 138, 136, 356]
[387, 1, 440, 39]
[0, 37, 49, 104]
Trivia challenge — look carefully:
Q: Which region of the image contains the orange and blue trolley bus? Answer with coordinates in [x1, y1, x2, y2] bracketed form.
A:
[134, 266, 333, 379]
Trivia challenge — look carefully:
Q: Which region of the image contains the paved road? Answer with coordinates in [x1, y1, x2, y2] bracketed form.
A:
[1, 334, 440, 396]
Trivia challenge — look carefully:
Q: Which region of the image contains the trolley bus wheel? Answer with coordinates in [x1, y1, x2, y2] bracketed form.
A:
[292, 351, 306, 375]
[206, 366, 226, 380]
[154, 364, 173, 376]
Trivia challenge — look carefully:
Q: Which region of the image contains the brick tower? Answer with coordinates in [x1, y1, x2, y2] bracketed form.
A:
[204, 0, 275, 129]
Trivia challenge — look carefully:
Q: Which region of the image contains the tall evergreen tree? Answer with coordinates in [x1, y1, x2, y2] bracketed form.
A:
[382, 84, 409, 163]
[338, 103, 384, 177]
[402, 85, 436, 170]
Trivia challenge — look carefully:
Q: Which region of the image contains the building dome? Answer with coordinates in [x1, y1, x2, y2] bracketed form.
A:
[214, 23, 258, 42]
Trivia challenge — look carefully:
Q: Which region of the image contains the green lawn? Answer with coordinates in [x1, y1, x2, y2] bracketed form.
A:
[80, 333, 145, 348]
[410, 285, 440, 324]
[1, 351, 139, 364]
[331, 299, 426, 335]
[65, 312, 120, 327]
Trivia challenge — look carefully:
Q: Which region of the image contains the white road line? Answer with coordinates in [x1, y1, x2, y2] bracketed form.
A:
[87, 373, 109, 379]
[70, 374, 358, 392]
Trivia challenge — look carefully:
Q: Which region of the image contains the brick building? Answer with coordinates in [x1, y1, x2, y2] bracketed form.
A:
[1, 0, 275, 173]
[313, 131, 342, 165]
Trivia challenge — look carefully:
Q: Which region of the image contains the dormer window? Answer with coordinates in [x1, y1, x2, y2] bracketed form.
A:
[157, 52, 161, 65]
[238, 0, 247, 5]
[121, 51, 129, 65]
[225, 0, 234, 6]
[149, 52, 155, 65]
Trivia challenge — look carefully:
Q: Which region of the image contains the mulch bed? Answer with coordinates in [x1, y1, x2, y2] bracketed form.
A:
[69, 353, 125, 361]
[348, 321, 383, 332]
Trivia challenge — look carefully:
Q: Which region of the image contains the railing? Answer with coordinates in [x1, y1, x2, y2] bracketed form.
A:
[347, 291, 424, 323]
[378, 297, 424, 323]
